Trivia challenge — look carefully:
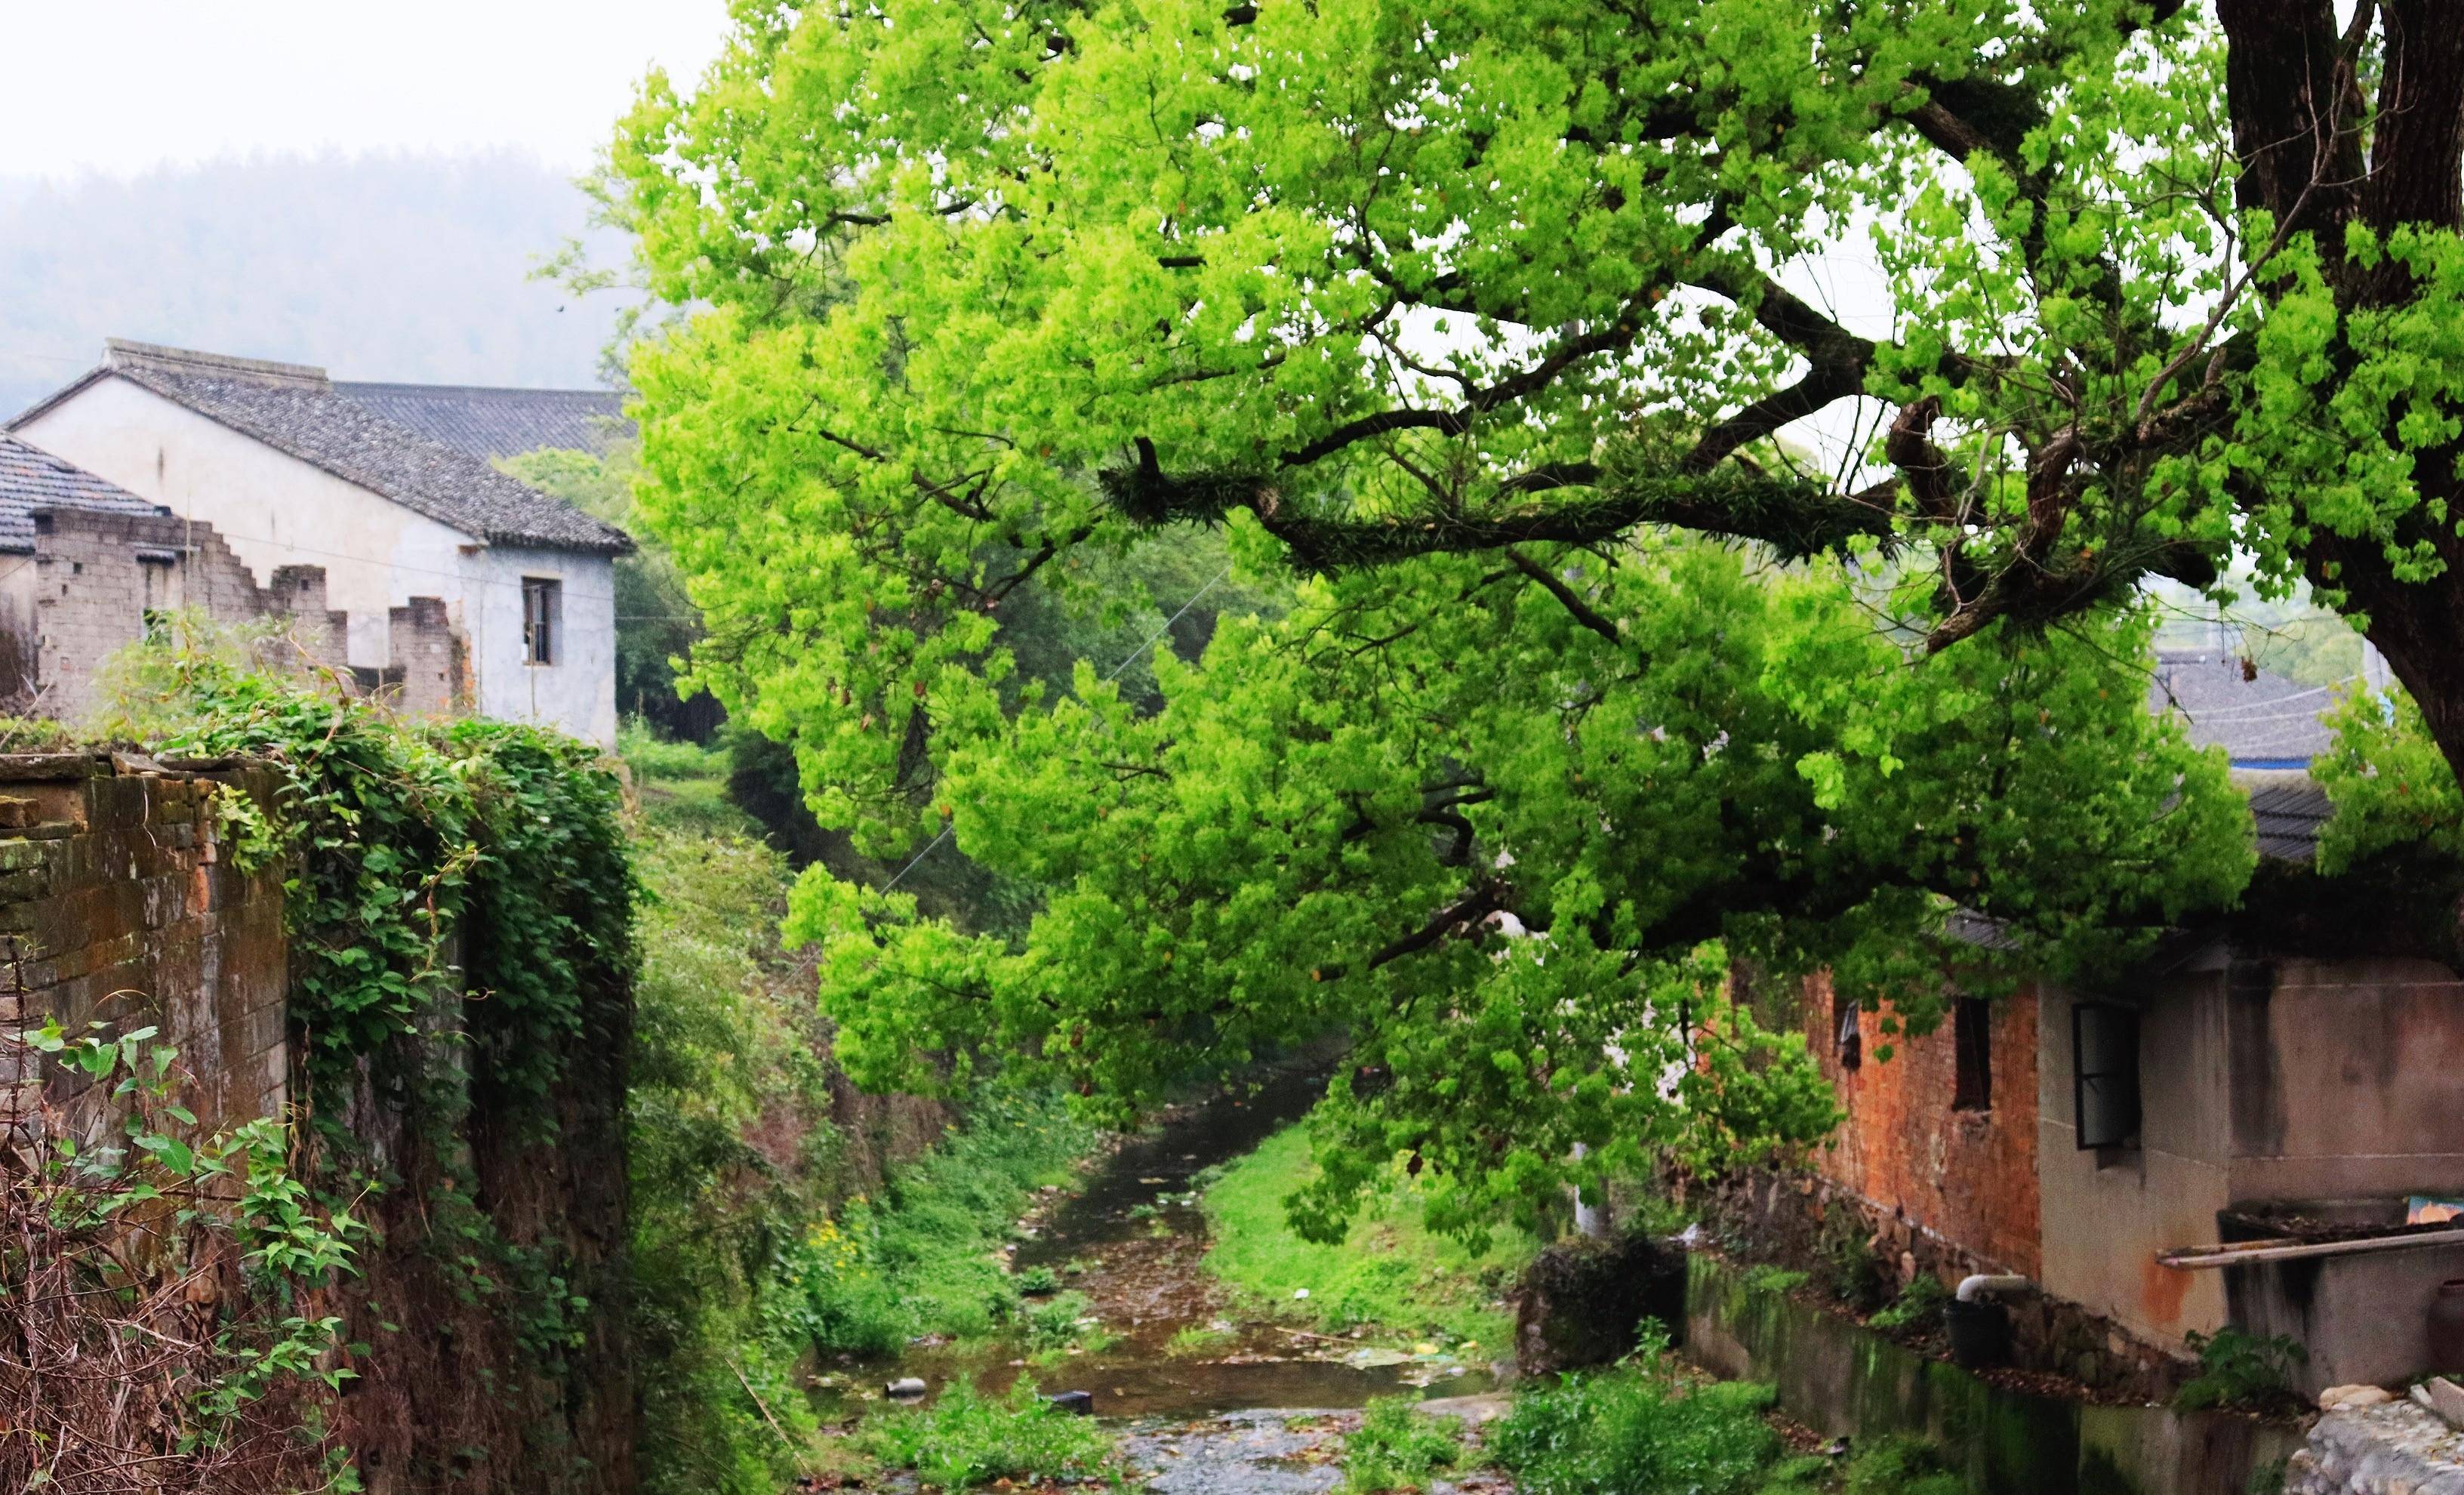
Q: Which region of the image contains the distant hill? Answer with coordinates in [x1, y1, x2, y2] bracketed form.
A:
[0, 153, 634, 418]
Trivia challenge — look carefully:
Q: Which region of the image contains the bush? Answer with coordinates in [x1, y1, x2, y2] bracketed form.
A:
[1489, 1366, 1780, 1495]
[1341, 1398, 1463, 1494]
[862, 1378, 1113, 1490]
[1871, 1273, 1950, 1333]
[2173, 1328, 2308, 1415]
[1844, 1436, 1970, 1495]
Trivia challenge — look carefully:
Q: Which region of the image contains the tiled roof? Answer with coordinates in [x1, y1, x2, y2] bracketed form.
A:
[334, 383, 630, 462]
[2245, 775, 2333, 864]
[2148, 649, 2340, 766]
[0, 433, 170, 554]
[15, 343, 631, 556]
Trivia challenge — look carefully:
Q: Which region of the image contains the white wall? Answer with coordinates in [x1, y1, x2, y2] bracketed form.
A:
[468, 544, 618, 747]
[17, 377, 471, 669]
[17, 375, 617, 746]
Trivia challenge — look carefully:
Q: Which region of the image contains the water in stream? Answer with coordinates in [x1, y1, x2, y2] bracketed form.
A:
[813, 1063, 1507, 1423]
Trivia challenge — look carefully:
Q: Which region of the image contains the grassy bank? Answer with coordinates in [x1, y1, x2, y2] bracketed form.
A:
[624, 732, 1098, 1493]
[1200, 1124, 1538, 1349]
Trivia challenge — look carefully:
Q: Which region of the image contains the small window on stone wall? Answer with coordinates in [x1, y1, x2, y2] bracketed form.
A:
[1833, 988, 1862, 1071]
[1952, 995, 1991, 1111]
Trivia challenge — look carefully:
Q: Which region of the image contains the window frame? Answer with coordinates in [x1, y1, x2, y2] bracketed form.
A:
[1951, 994, 1992, 1111]
[2072, 1000, 2142, 1151]
[521, 576, 561, 667]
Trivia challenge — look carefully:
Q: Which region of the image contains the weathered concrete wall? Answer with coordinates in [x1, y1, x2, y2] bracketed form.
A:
[1804, 973, 2043, 1278]
[2036, 976, 2233, 1354]
[1685, 1253, 2304, 1495]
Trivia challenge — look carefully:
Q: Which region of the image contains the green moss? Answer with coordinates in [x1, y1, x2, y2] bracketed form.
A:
[1200, 1125, 1535, 1348]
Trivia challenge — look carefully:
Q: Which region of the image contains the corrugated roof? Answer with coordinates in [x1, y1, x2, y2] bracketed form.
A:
[2244, 775, 2333, 864]
[0, 433, 171, 554]
[14, 343, 632, 556]
[334, 383, 630, 462]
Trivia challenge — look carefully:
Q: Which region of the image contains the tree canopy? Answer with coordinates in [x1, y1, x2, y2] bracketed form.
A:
[593, 0, 2460, 1228]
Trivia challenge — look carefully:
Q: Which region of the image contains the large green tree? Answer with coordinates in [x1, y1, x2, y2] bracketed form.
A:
[590, 0, 2459, 1225]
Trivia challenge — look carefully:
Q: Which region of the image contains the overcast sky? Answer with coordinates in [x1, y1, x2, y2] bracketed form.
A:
[1, 2, 733, 180]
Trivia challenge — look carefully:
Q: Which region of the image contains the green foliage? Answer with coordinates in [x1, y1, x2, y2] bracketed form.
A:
[781, 1085, 1095, 1357]
[599, 0, 2306, 1247]
[1843, 1437, 1971, 1495]
[1489, 1364, 1781, 1495]
[1165, 1324, 1234, 1358]
[1200, 1125, 1532, 1349]
[2173, 1329, 2308, 1415]
[1740, 1265, 1811, 1296]
[1340, 1398, 1463, 1495]
[1871, 1273, 1952, 1334]
[127, 654, 636, 1114]
[860, 1378, 1114, 1491]
[1015, 1265, 1061, 1296]
[5, 1020, 368, 1487]
[622, 782, 849, 1495]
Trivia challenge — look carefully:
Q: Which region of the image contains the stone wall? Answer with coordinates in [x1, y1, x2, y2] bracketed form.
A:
[2285, 1401, 2464, 1494]
[1702, 1166, 2189, 1403]
[385, 595, 465, 720]
[1686, 1252, 2307, 1495]
[0, 751, 288, 1136]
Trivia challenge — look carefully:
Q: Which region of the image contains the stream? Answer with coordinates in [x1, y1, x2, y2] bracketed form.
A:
[813, 1064, 1517, 1490]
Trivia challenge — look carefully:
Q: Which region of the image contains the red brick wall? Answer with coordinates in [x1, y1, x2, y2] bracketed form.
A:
[1803, 973, 2043, 1278]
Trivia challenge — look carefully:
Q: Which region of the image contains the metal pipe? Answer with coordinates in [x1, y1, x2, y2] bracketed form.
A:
[1956, 1274, 2032, 1303]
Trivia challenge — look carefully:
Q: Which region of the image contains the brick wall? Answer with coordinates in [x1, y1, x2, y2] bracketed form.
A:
[19, 507, 355, 721]
[384, 596, 464, 720]
[1801, 972, 2044, 1279]
[0, 748, 635, 1495]
[0, 751, 288, 1137]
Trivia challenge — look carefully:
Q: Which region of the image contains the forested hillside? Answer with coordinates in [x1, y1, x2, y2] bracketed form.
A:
[0, 152, 627, 413]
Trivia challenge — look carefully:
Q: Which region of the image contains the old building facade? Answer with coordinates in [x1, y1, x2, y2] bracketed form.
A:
[10, 341, 630, 744]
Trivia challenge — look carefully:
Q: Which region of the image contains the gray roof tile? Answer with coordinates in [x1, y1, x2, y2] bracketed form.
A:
[0, 433, 171, 554]
[335, 383, 630, 462]
[2148, 649, 2339, 766]
[17, 344, 632, 556]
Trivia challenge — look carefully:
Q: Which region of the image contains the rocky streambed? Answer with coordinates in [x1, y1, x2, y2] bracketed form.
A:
[811, 1063, 1514, 1486]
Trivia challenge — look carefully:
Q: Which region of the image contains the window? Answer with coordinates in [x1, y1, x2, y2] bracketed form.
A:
[1833, 988, 1862, 1071]
[522, 578, 560, 666]
[2074, 1001, 2142, 1150]
[1952, 996, 1992, 1111]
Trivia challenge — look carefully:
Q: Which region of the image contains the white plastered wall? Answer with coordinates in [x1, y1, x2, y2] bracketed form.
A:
[17, 376, 473, 670]
[467, 544, 618, 748]
[17, 375, 618, 747]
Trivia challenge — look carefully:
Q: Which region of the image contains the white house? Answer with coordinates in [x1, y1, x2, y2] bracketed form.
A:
[9, 341, 630, 745]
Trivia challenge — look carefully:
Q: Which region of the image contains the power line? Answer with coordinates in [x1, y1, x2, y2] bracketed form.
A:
[881, 563, 1233, 894]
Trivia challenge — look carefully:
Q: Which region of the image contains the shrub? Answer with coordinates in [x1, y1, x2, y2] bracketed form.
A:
[1341, 1398, 1462, 1494]
[2173, 1328, 2308, 1415]
[862, 1378, 1113, 1490]
[1024, 1291, 1098, 1352]
[1489, 1367, 1780, 1495]
[1844, 1436, 1970, 1495]
[1016, 1265, 1061, 1296]
[1871, 1272, 1950, 1333]
[1740, 1265, 1810, 1295]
